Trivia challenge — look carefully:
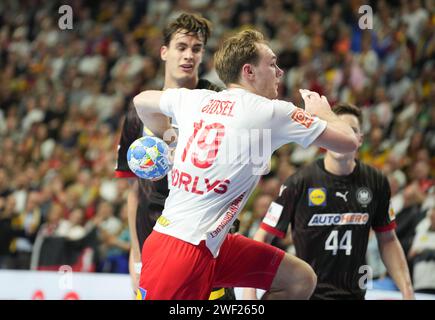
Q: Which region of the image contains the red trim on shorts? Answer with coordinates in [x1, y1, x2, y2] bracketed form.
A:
[373, 221, 397, 233]
[260, 222, 285, 239]
[115, 170, 136, 178]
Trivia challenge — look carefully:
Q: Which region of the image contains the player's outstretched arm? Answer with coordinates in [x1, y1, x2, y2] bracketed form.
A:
[376, 230, 415, 300]
[299, 89, 358, 153]
[133, 90, 171, 140]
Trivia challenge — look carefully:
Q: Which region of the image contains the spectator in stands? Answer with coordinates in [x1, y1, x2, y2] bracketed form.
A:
[94, 200, 122, 271]
[408, 206, 435, 294]
[0, 195, 24, 269]
[10, 191, 42, 269]
[57, 207, 86, 240]
[99, 204, 130, 273]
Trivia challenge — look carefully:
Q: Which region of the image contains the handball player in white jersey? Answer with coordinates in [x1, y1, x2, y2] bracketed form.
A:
[133, 29, 359, 300]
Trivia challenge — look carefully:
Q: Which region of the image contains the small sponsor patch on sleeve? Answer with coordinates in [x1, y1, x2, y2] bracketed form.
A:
[279, 185, 287, 197]
[291, 108, 314, 128]
[262, 202, 284, 227]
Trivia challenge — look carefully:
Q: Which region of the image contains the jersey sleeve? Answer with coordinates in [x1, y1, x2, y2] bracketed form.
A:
[159, 88, 194, 126]
[115, 105, 143, 178]
[270, 100, 327, 151]
[260, 176, 299, 238]
[372, 175, 397, 232]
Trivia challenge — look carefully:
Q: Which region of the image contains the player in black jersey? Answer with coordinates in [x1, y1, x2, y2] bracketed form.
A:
[244, 103, 414, 300]
[115, 13, 235, 300]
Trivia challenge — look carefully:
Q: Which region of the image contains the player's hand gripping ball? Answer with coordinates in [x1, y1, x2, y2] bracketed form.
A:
[127, 136, 171, 180]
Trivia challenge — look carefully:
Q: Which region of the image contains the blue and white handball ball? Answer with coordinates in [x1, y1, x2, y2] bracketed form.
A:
[127, 136, 171, 180]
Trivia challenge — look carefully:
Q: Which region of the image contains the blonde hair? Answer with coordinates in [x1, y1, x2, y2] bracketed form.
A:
[214, 29, 265, 85]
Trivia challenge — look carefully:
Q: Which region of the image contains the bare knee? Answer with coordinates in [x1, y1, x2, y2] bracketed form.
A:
[291, 261, 316, 299]
[268, 254, 317, 300]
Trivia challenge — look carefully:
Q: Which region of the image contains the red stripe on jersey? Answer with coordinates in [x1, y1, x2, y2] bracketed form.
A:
[260, 222, 285, 239]
[115, 170, 136, 178]
[373, 220, 397, 233]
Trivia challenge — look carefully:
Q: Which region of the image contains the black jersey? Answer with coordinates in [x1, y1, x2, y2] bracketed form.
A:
[115, 79, 222, 249]
[260, 158, 396, 300]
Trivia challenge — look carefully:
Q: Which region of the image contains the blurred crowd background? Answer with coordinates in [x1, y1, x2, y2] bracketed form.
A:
[0, 0, 433, 290]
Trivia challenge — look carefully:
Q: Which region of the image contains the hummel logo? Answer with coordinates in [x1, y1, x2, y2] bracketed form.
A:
[336, 191, 349, 202]
[279, 185, 287, 197]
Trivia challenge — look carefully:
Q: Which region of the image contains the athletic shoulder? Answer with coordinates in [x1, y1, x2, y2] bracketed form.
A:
[247, 91, 274, 105]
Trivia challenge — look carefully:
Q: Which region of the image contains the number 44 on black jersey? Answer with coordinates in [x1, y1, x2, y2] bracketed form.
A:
[260, 158, 396, 300]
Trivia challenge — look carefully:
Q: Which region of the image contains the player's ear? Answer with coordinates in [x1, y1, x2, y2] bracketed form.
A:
[242, 64, 255, 81]
[160, 46, 168, 61]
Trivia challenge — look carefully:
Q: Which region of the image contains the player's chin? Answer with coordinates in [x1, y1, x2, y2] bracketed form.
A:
[176, 72, 196, 82]
[330, 150, 354, 160]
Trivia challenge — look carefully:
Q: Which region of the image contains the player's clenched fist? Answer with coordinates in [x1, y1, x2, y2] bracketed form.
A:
[299, 89, 331, 116]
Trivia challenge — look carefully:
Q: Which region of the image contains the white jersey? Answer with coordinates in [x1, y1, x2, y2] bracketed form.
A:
[155, 87, 326, 257]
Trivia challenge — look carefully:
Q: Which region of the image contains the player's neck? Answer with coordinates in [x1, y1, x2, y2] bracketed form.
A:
[227, 83, 246, 90]
[324, 154, 356, 176]
[163, 75, 198, 90]
[227, 82, 254, 94]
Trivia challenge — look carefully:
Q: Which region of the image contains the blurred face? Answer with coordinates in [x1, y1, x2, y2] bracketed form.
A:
[251, 43, 283, 99]
[97, 202, 113, 219]
[327, 114, 362, 160]
[48, 204, 63, 223]
[26, 192, 40, 211]
[161, 30, 204, 86]
[69, 209, 84, 225]
[413, 161, 429, 180]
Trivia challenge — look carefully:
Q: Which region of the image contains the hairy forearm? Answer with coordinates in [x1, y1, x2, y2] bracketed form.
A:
[379, 238, 414, 299]
[300, 89, 355, 139]
[316, 108, 355, 138]
[139, 112, 171, 140]
[133, 91, 171, 139]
